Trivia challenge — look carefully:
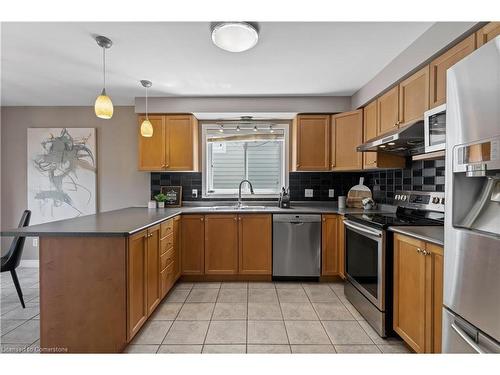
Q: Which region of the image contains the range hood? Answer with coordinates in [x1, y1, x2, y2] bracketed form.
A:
[357, 118, 424, 155]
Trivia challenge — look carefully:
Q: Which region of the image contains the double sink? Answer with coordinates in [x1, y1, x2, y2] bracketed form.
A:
[207, 205, 269, 211]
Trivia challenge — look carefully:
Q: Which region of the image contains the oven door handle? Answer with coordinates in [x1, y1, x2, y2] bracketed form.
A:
[343, 220, 383, 238]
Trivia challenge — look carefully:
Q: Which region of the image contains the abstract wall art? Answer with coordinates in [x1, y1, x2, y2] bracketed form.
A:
[27, 128, 97, 224]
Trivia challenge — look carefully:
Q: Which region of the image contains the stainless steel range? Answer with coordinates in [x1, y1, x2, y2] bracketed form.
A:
[343, 191, 445, 337]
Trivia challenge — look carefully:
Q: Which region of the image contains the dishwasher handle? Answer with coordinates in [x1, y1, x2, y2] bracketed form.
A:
[289, 221, 305, 225]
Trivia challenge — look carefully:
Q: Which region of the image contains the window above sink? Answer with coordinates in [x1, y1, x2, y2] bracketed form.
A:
[201, 121, 290, 198]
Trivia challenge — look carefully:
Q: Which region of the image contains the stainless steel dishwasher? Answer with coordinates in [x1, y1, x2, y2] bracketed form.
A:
[272, 214, 321, 278]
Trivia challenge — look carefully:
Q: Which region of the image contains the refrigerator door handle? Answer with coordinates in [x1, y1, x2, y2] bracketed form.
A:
[451, 322, 487, 354]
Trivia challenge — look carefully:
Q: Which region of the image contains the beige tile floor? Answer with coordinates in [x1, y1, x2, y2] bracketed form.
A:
[0, 268, 411, 354]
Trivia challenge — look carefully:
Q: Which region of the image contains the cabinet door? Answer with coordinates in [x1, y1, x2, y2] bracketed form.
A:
[337, 217, 345, 279]
[363, 101, 378, 169]
[238, 214, 272, 275]
[205, 214, 239, 275]
[181, 215, 205, 275]
[127, 230, 148, 340]
[321, 215, 339, 276]
[399, 65, 430, 124]
[173, 215, 182, 280]
[428, 243, 444, 353]
[165, 115, 198, 171]
[429, 35, 476, 108]
[332, 110, 363, 171]
[476, 22, 500, 47]
[393, 234, 427, 353]
[294, 115, 330, 171]
[146, 225, 161, 314]
[138, 115, 165, 171]
[377, 86, 399, 134]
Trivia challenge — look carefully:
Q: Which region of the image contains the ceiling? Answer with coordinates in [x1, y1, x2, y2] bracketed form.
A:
[1, 22, 433, 106]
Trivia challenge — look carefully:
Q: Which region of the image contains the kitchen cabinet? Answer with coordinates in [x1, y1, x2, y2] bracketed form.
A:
[331, 110, 363, 171]
[321, 214, 346, 278]
[429, 35, 476, 108]
[173, 215, 182, 280]
[205, 214, 239, 275]
[238, 214, 272, 275]
[127, 230, 148, 339]
[146, 224, 161, 314]
[321, 215, 339, 276]
[398, 65, 430, 124]
[138, 115, 165, 171]
[476, 22, 500, 48]
[138, 114, 199, 171]
[377, 86, 400, 135]
[292, 114, 330, 171]
[362, 100, 405, 170]
[393, 234, 444, 353]
[181, 215, 205, 275]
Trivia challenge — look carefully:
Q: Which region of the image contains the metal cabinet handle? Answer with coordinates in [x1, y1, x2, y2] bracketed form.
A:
[200, 217, 204, 221]
[417, 248, 422, 254]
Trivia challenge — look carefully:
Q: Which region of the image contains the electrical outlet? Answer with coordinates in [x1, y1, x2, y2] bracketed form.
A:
[32, 238, 38, 247]
[192, 189, 198, 199]
[305, 189, 313, 198]
[329, 189, 335, 198]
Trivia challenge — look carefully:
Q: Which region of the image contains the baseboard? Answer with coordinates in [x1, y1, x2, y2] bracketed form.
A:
[20, 260, 39, 268]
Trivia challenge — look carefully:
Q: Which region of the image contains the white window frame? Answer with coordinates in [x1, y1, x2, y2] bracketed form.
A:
[202, 122, 290, 199]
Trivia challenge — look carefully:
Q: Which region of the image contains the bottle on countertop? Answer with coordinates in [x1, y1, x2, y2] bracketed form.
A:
[280, 187, 290, 208]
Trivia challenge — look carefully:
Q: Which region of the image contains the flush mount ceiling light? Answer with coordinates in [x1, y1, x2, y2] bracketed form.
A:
[211, 22, 259, 52]
[140, 80, 153, 137]
[94, 35, 114, 119]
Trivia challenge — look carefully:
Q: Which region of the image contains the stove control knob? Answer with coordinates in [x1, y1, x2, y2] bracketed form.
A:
[395, 194, 400, 200]
[432, 197, 440, 204]
[401, 195, 407, 201]
[441, 197, 445, 205]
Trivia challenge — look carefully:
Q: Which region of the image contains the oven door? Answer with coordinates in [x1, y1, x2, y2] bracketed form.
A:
[344, 220, 386, 311]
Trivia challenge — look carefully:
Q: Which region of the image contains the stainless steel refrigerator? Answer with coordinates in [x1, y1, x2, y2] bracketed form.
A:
[443, 35, 500, 353]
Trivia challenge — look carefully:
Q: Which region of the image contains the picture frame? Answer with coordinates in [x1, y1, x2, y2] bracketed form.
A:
[160, 186, 182, 207]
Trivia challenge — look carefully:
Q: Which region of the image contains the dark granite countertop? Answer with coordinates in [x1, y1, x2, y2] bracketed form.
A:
[388, 226, 444, 246]
[1, 202, 393, 237]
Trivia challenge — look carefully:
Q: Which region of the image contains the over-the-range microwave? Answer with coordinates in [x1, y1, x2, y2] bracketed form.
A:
[424, 103, 446, 153]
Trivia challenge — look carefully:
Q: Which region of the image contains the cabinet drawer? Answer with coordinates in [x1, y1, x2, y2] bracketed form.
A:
[161, 219, 174, 238]
[161, 263, 175, 298]
[160, 233, 173, 255]
[160, 247, 175, 271]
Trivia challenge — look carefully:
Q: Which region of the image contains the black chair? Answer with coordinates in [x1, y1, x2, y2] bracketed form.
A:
[1, 210, 31, 308]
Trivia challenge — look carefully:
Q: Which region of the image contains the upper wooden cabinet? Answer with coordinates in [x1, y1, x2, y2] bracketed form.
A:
[363, 100, 378, 169]
[393, 234, 443, 353]
[476, 22, 500, 48]
[238, 214, 272, 275]
[181, 215, 205, 275]
[331, 110, 363, 171]
[138, 114, 199, 171]
[292, 114, 330, 171]
[399, 65, 430, 124]
[377, 86, 400, 134]
[204, 214, 239, 275]
[138, 116, 165, 171]
[429, 35, 476, 108]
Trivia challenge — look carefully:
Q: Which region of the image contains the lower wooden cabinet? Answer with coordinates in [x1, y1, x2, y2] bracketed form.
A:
[146, 224, 161, 314]
[238, 214, 272, 275]
[127, 230, 148, 340]
[393, 234, 443, 353]
[321, 214, 346, 278]
[181, 215, 205, 275]
[205, 214, 239, 275]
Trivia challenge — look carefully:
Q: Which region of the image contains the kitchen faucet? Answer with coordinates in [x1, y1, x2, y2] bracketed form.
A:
[238, 179, 254, 208]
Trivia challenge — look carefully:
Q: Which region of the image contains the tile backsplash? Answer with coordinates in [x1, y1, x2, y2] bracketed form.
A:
[150, 159, 445, 204]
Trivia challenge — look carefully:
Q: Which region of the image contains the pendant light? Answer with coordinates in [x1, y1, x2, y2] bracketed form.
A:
[94, 36, 114, 119]
[140, 80, 154, 137]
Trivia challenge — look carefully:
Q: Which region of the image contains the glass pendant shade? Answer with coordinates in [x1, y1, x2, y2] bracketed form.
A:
[140, 119, 154, 137]
[94, 89, 114, 119]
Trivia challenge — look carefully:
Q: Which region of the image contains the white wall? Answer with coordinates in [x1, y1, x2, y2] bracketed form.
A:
[1, 106, 150, 260]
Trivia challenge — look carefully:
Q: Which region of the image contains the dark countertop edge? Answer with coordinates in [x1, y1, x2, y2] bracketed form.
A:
[1, 206, 390, 237]
[388, 226, 444, 247]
